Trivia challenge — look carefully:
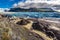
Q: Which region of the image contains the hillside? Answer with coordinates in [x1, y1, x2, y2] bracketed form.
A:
[7, 8, 55, 12]
[0, 17, 45, 40]
[0, 15, 60, 40]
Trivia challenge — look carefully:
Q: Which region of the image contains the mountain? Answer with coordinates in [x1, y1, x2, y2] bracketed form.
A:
[7, 8, 55, 12]
[52, 5, 60, 12]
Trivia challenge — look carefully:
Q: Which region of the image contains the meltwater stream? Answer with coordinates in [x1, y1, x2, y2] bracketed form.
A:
[5, 12, 60, 18]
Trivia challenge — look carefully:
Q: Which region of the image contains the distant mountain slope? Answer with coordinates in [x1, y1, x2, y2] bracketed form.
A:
[7, 8, 55, 12]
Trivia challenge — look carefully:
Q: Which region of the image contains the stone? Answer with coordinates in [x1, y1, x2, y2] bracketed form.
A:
[16, 19, 30, 25]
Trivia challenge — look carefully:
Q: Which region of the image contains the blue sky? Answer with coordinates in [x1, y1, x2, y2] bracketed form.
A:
[0, 0, 60, 8]
[0, 0, 25, 8]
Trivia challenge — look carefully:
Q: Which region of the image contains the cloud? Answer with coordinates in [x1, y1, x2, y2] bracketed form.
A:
[0, 8, 4, 12]
[13, 3, 18, 7]
[0, 8, 10, 12]
[25, 0, 60, 4]
[12, 0, 60, 9]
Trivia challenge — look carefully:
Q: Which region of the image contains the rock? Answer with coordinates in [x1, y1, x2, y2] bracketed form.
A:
[51, 30, 60, 40]
[32, 21, 58, 40]
[16, 19, 30, 25]
[45, 31, 56, 38]
[32, 21, 45, 32]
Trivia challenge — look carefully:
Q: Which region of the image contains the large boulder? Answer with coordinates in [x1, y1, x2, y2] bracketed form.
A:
[32, 21, 57, 40]
[16, 19, 30, 25]
[32, 21, 46, 32]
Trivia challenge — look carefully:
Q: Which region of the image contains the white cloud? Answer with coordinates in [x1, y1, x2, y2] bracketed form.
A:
[0, 8, 4, 12]
[13, 3, 18, 7]
[12, 0, 60, 9]
[25, 0, 60, 4]
[0, 8, 10, 12]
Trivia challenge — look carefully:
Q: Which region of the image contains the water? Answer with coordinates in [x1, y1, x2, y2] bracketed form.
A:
[6, 12, 60, 18]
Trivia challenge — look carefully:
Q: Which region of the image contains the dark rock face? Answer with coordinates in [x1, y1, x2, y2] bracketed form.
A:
[51, 30, 60, 40]
[16, 19, 30, 25]
[32, 21, 44, 31]
[32, 21, 58, 40]
[45, 31, 56, 38]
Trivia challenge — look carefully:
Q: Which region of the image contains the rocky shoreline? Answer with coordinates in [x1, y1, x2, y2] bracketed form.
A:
[0, 14, 60, 40]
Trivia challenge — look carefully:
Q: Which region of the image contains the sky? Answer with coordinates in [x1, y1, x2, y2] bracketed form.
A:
[0, 0, 59, 12]
[0, 0, 25, 8]
[12, 0, 60, 9]
[0, 0, 60, 12]
[0, 0, 60, 8]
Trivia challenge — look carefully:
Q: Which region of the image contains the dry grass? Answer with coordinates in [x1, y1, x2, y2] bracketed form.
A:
[32, 30, 53, 40]
[19, 19, 53, 40]
[0, 18, 44, 40]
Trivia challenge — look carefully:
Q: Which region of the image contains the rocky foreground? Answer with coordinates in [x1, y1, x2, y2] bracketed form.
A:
[0, 14, 60, 40]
